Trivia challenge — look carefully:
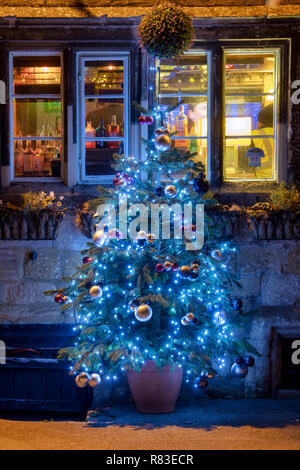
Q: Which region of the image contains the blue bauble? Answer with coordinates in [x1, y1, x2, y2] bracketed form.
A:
[229, 297, 243, 311]
[193, 175, 209, 195]
[231, 362, 248, 378]
[244, 356, 255, 367]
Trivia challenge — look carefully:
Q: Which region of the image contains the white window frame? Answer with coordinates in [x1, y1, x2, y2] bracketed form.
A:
[9, 51, 64, 183]
[77, 52, 130, 184]
[223, 47, 281, 182]
[156, 50, 212, 181]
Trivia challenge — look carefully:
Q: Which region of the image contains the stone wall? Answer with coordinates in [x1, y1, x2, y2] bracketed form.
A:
[0, 211, 299, 400]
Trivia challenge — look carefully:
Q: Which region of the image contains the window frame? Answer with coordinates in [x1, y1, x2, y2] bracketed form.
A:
[77, 51, 130, 184]
[9, 50, 64, 182]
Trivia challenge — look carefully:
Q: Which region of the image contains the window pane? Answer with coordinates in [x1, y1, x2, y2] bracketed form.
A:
[85, 144, 122, 176]
[13, 56, 61, 95]
[14, 139, 61, 177]
[84, 99, 124, 147]
[13, 99, 62, 138]
[84, 60, 124, 96]
[224, 51, 278, 181]
[159, 54, 207, 94]
[160, 98, 207, 137]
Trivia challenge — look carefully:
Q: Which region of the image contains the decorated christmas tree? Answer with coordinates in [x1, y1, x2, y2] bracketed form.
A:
[46, 99, 258, 410]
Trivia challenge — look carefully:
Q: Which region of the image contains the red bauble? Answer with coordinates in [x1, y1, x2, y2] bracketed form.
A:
[83, 256, 93, 264]
[155, 263, 164, 273]
[171, 262, 179, 271]
[138, 116, 147, 124]
[145, 116, 154, 125]
[55, 293, 64, 304]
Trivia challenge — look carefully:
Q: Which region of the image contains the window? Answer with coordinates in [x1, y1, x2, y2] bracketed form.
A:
[223, 49, 280, 181]
[10, 53, 63, 180]
[78, 54, 129, 181]
[157, 52, 209, 174]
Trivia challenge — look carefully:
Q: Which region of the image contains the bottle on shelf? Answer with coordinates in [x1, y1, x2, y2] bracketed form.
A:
[167, 112, 175, 134]
[189, 122, 199, 156]
[85, 121, 96, 149]
[96, 119, 106, 148]
[14, 139, 24, 176]
[34, 140, 42, 173]
[107, 115, 120, 149]
[23, 140, 34, 172]
[175, 105, 188, 149]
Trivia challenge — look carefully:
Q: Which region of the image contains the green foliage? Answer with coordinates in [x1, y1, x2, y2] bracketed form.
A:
[138, 2, 194, 59]
[21, 191, 66, 213]
[269, 182, 300, 212]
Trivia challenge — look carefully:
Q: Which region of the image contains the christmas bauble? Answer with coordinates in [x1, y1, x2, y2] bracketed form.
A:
[62, 295, 72, 304]
[164, 261, 172, 272]
[181, 316, 189, 325]
[244, 356, 255, 367]
[137, 230, 147, 239]
[179, 265, 191, 278]
[155, 263, 164, 273]
[191, 263, 199, 272]
[113, 175, 123, 186]
[196, 376, 208, 389]
[147, 233, 156, 244]
[186, 312, 195, 322]
[231, 362, 248, 378]
[75, 372, 90, 388]
[211, 249, 222, 260]
[154, 134, 171, 152]
[193, 175, 209, 195]
[83, 256, 93, 264]
[229, 297, 243, 311]
[93, 229, 108, 247]
[138, 116, 147, 124]
[164, 185, 177, 198]
[88, 373, 101, 387]
[171, 262, 179, 272]
[189, 271, 199, 281]
[135, 304, 152, 322]
[54, 293, 64, 304]
[89, 285, 103, 298]
[155, 186, 165, 197]
[129, 299, 139, 311]
[145, 116, 154, 125]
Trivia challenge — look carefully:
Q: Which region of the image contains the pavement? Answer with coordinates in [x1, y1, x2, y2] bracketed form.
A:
[0, 399, 299, 450]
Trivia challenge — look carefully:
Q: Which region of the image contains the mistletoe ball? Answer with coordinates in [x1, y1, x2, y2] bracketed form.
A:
[138, 2, 194, 59]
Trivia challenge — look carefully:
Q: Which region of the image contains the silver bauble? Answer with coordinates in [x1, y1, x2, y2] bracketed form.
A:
[231, 362, 248, 379]
[164, 185, 177, 198]
[154, 134, 171, 152]
[211, 249, 222, 260]
[75, 372, 90, 388]
[147, 233, 156, 244]
[181, 315, 189, 326]
[135, 304, 152, 322]
[93, 229, 108, 247]
[137, 230, 147, 239]
[89, 285, 103, 298]
[88, 373, 102, 388]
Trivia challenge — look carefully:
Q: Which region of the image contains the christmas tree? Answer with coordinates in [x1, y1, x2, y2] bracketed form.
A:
[46, 101, 258, 396]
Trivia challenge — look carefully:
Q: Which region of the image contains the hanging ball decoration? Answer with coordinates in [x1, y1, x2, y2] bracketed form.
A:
[83, 256, 93, 264]
[89, 285, 103, 299]
[244, 356, 255, 368]
[147, 233, 156, 244]
[88, 373, 102, 388]
[186, 312, 195, 322]
[164, 261, 172, 272]
[54, 293, 64, 304]
[189, 271, 199, 281]
[93, 229, 108, 247]
[75, 372, 90, 388]
[191, 262, 199, 272]
[171, 262, 179, 272]
[164, 185, 177, 198]
[155, 263, 164, 273]
[154, 133, 171, 152]
[129, 299, 139, 311]
[135, 304, 153, 322]
[231, 362, 248, 379]
[181, 316, 189, 326]
[138, 116, 147, 124]
[137, 230, 147, 240]
[155, 186, 165, 197]
[193, 175, 210, 195]
[145, 116, 154, 125]
[179, 265, 191, 279]
[62, 295, 72, 304]
[211, 249, 222, 260]
[229, 297, 243, 311]
[196, 376, 208, 389]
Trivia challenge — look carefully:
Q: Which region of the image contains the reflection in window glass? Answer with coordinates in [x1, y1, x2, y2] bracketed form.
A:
[158, 53, 208, 172]
[224, 51, 278, 180]
[12, 55, 62, 178]
[83, 59, 126, 176]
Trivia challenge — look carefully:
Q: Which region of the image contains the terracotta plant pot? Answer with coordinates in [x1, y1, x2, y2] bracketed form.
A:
[127, 360, 183, 413]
